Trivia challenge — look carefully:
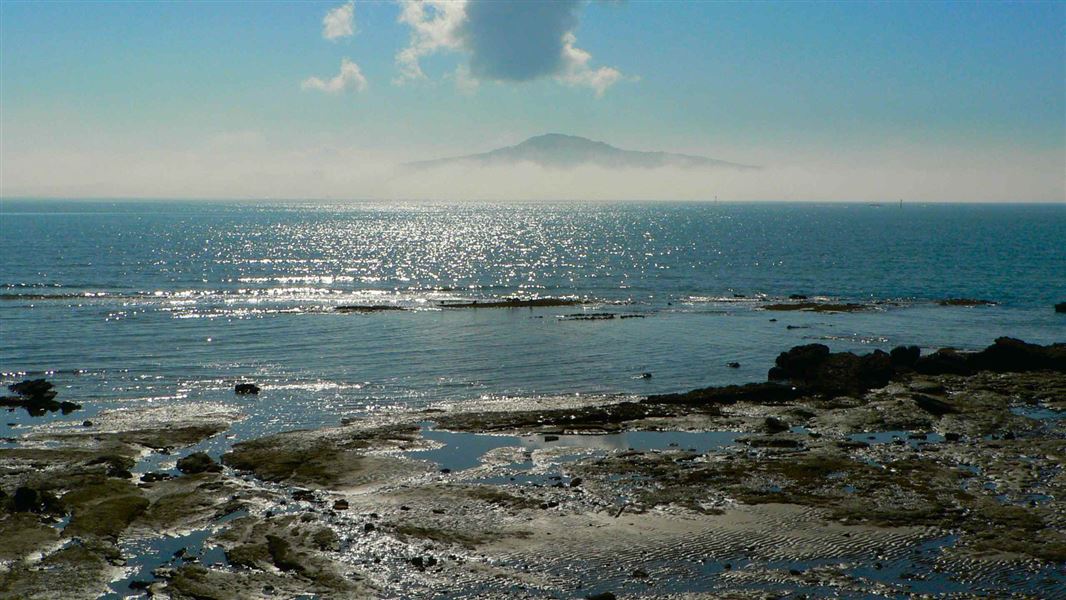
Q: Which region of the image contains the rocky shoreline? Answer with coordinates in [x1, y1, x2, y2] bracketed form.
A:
[1, 338, 1064, 598]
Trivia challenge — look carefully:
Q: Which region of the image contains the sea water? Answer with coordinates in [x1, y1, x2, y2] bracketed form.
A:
[1, 200, 1063, 439]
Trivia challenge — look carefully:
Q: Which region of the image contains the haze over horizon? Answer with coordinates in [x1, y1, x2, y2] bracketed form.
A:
[1, 1, 1063, 202]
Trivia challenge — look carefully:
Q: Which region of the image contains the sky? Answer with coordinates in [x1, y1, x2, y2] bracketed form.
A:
[1, 0, 1063, 202]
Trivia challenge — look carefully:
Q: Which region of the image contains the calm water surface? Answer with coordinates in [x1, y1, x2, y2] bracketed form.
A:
[1, 200, 1063, 437]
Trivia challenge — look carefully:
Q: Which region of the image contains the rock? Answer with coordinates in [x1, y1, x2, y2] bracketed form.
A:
[770, 344, 893, 396]
[631, 568, 650, 578]
[1057, 302, 1066, 313]
[726, 362, 741, 369]
[332, 499, 349, 511]
[82, 420, 93, 427]
[914, 348, 974, 376]
[265, 535, 304, 573]
[908, 380, 946, 395]
[176, 452, 221, 474]
[234, 383, 260, 395]
[912, 339, 1066, 376]
[764, 302, 865, 313]
[648, 382, 802, 406]
[0, 379, 81, 416]
[587, 593, 617, 600]
[789, 294, 809, 300]
[442, 298, 584, 309]
[944, 432, 961, 442]
[312, 528, 341, 552]
[544, 435, 559, 442]
[292, 489, 315, 502]
[938, 298, 995, 306]
[913, 394, 956, 417]
[11, 486, 62, 514]
[8, 379, 55, 399]
[639, 372, 653, 379]
[569, 477, 583, 488]
[334, 305, 405, 313]
[773, 344, 831, 382]
[763, 417, 790, 434]
[410, 556, 437, 571]
[363, 523, 375, 533]
[890, 345, 921, 368]
[13, 487, 41, 512]
[966, 337, 1066, 373]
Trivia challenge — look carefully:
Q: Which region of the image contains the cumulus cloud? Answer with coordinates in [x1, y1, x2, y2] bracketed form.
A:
[322, 1, 356, 40]
[461, 0, 580, 81]
[394, 0, 626, 95]
[557, 32, 624, 97]
[301, 58, 368, 93]
[394, 0, 466, 82]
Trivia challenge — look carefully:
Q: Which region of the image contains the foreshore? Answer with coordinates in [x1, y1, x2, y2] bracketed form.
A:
[1, 338, 1064, 598]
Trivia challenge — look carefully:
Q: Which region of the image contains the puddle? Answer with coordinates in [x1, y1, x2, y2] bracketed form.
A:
[849, 430, 945, 448]
[410, 423, 741, 473]
[103, 510, 247, 598]
[1011, 405, 1066, 421]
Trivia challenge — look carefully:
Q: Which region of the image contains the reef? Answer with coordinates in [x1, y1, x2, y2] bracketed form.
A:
[1, 338, 1063, 598]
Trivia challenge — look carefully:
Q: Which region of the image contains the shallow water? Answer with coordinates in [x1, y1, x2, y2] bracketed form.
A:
[413, 424, 742, 472]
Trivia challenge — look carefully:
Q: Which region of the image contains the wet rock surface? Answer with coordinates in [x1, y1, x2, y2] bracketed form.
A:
[1, 338, 1063, 598]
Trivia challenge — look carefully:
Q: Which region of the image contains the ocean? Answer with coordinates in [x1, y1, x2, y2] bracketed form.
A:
[2, 200, 1064, 440]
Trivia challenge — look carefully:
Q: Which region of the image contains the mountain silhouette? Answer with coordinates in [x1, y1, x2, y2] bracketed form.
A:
[404, 133, 757, 170]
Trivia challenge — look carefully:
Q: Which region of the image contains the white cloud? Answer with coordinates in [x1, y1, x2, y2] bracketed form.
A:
[322, 1, 356, 41]
[301, 58, 368, 93]
[394, 0, 466, 83]
[556, 32, 624, 97]
[393, 0, 627, 95]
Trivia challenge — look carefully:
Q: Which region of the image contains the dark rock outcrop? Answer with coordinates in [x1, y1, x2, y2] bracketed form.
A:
[914, 348, 974, 376]
[763, 302, 866, 313]
[0, 379, 81, 416]
[769, 345, 893, 396]
[8, 379, 55, 399]
[763, 417, 790, 434]
[889, 345, 921, 368]
[938, 298, 996, 307]
[334, 305, 405, 313]
[1056, 302, 1066, 313]
[912, 394, 956, 417]
[440, 298, 584, 309]
[914, 338, 1065, 375]
[12, 486, 63, 514]
[966, 337, 1066, 373]
[647, 382, 802, 406]
[770, 344, 831, 382]
[176, 452, 221, 475]
[234, 383, 260, 395]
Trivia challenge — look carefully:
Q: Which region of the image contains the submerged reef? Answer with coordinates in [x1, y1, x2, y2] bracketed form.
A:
[1, 338, 1063, 598]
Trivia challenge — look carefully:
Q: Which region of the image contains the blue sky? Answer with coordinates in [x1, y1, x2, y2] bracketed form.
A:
[2, 1, 1063, 201]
